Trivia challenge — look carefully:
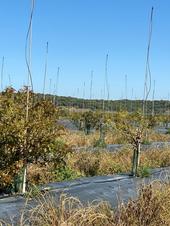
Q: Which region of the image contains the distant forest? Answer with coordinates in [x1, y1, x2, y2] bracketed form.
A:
[37, 93, 170, 115]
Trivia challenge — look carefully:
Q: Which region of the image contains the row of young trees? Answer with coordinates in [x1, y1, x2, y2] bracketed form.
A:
[70, 109, 166, 134]
[71, 109, 168, 175]
[0, 87, 169, 193]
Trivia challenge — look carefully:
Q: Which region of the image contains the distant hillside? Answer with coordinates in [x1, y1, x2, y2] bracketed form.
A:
[37, 93, 170, 115]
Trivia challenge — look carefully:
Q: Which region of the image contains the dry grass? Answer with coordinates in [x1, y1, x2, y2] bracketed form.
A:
[115, 183, 170, 226]
[27, 163, 55, 185]
[67, 148, 170, 177]
[61, 130, 130, 148]
[61, 131, 96, 148]
[22, 194, 112, 226]
[140, 148, 170, 168]
[1, 182, 170, 226]
[27, 147, 170, 185]
[148, 130, 170, 142]
[62, 129, 170, 149]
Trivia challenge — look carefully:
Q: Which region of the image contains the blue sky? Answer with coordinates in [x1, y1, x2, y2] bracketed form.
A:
[0, 0, 170, 100]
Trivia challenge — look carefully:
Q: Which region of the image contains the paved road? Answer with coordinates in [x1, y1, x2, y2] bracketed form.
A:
[0, 167, 170, 225]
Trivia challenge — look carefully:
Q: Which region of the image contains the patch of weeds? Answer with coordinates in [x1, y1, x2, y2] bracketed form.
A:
[54, 166, 80, 181]
[166, 128, 170, 134]
[142, 139, 151, 145]
[93, 139, 107, 148]
[138, 166, 151, 178]
[74, 152, 100, 176]
[111, 163, 124, 173]
[24, 184, 41, 199]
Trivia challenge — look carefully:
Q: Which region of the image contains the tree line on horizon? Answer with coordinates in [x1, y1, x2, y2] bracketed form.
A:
[39, 93, 170, 115]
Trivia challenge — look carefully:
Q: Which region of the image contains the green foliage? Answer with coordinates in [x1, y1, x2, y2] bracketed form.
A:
[148, 115, 158, 128]
[24, 184, 41, 199]
[82, 111, 97, 134]
[142, 139, 151, 145]
[0, 87, 69, 190]
[42, 92, 170, 115]
[93, 139, 107, 148]
[54, 166, 80, 181]
[113, 111, 149, 144]
[71, 110, 99, 133]
[138, 166, 151, 178]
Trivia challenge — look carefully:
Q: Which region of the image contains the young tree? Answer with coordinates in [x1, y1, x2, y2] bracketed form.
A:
[114, 111, 148, 176]
[0, 87, 68, 192]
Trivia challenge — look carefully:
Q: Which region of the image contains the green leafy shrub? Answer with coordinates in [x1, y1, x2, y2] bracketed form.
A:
[54, 166, 80, 181]
[0, 87, 69, 192]
[138, 166, 151, 178]
[93, 139, 107, 148]
[142, 139, 151, 145]
[24, 184, 41, 199]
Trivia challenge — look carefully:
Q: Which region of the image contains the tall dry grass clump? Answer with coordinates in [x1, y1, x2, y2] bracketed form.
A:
[140, 148, 170, 168]
[115, 183, 170, 226]
[22, 194, 112, 226]
[148, 130, 170, 142]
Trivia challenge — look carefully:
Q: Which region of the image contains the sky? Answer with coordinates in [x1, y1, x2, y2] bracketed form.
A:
[0, 0, 170, 100]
